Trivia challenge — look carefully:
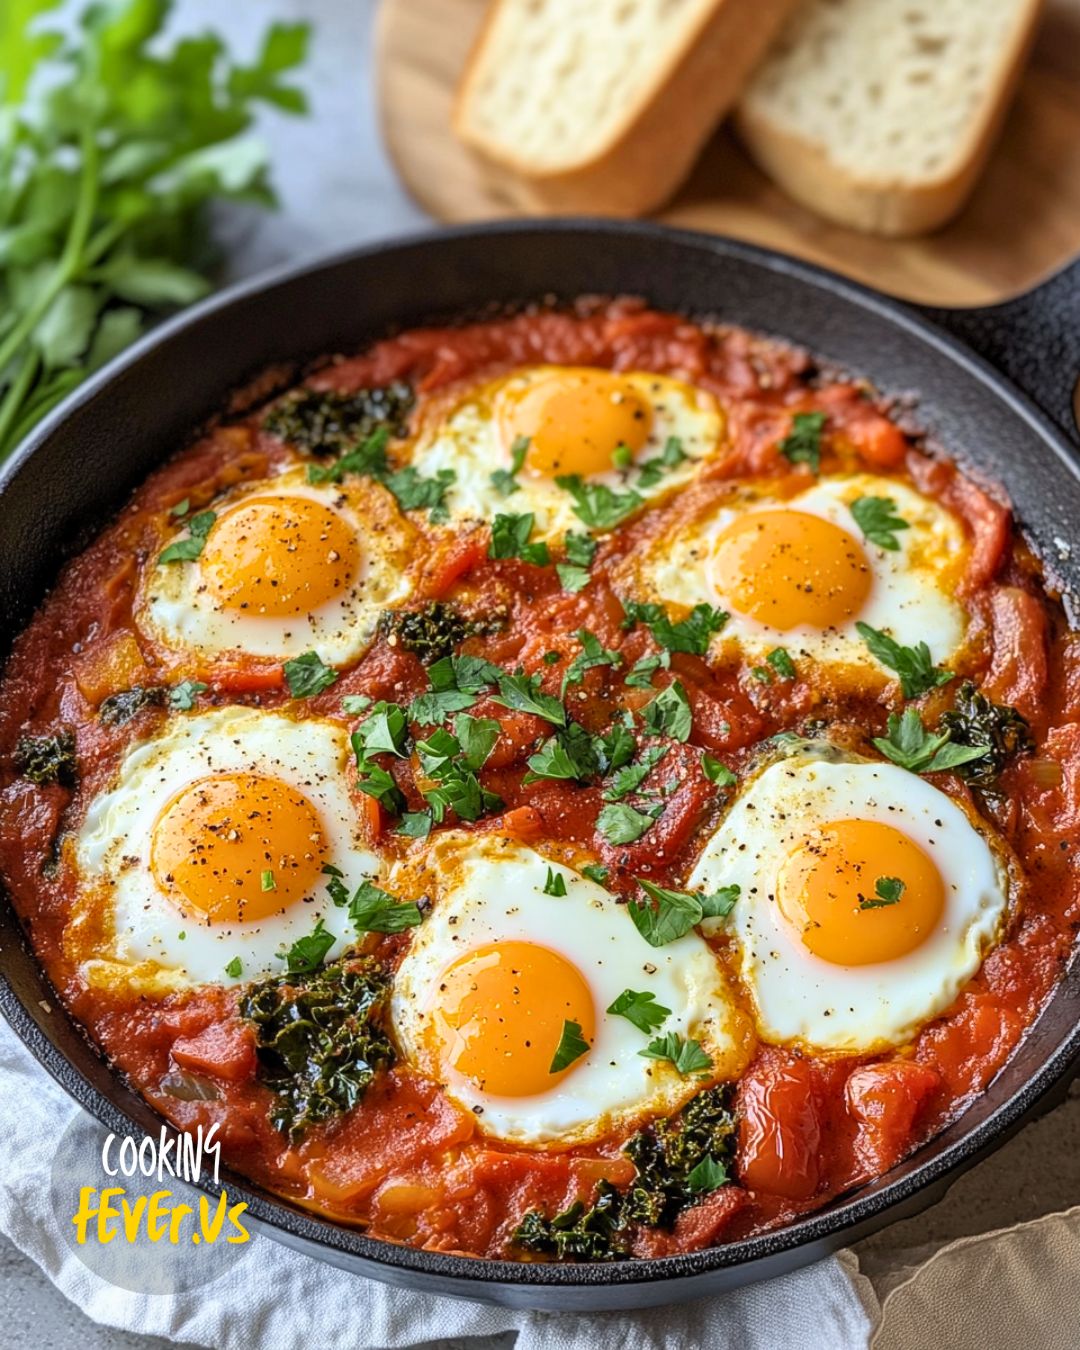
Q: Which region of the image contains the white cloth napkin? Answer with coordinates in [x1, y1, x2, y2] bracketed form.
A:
[0, 1021, 878, 1349]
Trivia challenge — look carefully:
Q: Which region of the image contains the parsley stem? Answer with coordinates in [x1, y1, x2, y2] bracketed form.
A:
[0, 122, 100, 453]
[0, 348, 40, 455]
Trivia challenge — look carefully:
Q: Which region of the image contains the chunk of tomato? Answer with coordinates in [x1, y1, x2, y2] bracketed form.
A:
[737, 1054, 823, 1200]
[845, 1060, 940, 1175]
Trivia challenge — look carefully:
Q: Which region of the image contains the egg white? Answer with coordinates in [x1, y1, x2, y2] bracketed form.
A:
[688, 743, 1011, 1052]
[139, 466, 415, 666]
[625, 474, 969, 679]
[390, 832, 751, 1146]
[404, 366, 724, 541]
[74, 707, 380, 993]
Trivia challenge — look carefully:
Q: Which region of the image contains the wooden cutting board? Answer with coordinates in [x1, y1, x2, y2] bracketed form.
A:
[376, 0, 1080, 305]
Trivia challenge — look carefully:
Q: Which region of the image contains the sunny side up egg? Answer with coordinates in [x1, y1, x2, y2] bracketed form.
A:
[621, 474, 969, 683]
[72, 708, 380, 994]
[138, 466, 416, 666]
[390, 832, 754, 1147]
[689, 742, 1013, 1053]
[404, 365, 725, 540]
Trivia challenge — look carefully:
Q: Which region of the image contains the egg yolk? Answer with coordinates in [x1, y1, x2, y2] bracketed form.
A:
[777, 818, 945, 965]
[711, 509, 872, 631]
[499, 368, 652, 478]
[429, 940, 595, 1097]
[150, 772, 328, 923]
[199, 495, 360, 618]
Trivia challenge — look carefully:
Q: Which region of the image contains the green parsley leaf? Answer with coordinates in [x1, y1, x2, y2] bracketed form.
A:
[581, 863, 610, 885]
[170, 499, 190, 518]
[549, 1019, 590, 1073]
[307, 427, 390, 484]
[602, 744, 668, 801]
[543, 866, 568, 897]
[861, 875, 905, 910]
[284, 651, 338, 698]
[396, 811, 432, 839]
[341, 694, 373, 714]
[560, 629, 622, 696]
[625, 651, 671, 689]
[611, 443, 633, 470]
[224, 956, 243, 979]
[699, 885, 740, 920]
[686, 1155, 729, 1194]
[543, 651, 562, 666]
[778, 411, 826, 474]
[353, 700, 408, 757]
[750, 666, 772, 684]
[284, 918, 335, 975]
[637, 436, 687, 489]
[453, 713, 500, 771]
[492, 670, 566, 726]
[596, 801, 661, 845]
[159, 509, 215, 563]
[490, 435, 529, 496]
[628, 880, 701, 946]
[381, 465, 456, 522]
[856, 623, 954, 699]
[767, 647, 797, 680]
[639, 1032, 712, 1076]
[564, 533, 598, 567]
[702, 755, 736, 787]
[851, 495, 910, 552]
[556, 475, 643, 530]
[354, 758, 406, 815]
[641, 681, 692, 742]
[594, 720, 637, 773]
[407, 653, 502, 724]
[489, 511, 550, 565]
[525, 723, 598, 784]
[623, 600, 727, 656]
[606, 988, 671, 1034]
[261, 869, 276, 892]
[556, 563, 590, 592]
[168, 680, 207, 711]
[872, 706, 990, 775]
[348, 879, 423, 933]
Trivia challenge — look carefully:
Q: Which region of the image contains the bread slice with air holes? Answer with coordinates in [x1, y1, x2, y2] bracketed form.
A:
[736, 0, 1045, 237]
[453, 0, 800, 217]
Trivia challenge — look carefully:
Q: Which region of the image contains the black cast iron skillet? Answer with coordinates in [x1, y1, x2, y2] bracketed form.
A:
[1, 222, 1079, 1312]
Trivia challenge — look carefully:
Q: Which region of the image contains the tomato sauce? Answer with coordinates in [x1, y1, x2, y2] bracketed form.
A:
[1, 299, 1078, 1261]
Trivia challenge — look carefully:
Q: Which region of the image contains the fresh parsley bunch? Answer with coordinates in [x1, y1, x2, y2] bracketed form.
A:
[0, 0, 309, 460]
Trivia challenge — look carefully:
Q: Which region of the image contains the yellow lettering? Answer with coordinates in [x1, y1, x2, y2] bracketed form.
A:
[120, 1194, 147, 1242]
[97, 1188, 124, 1245]
[226, 1200, 250, 1244]
[199, 1191, 228, 1244]
[71, 1187, 99, 1245]
[168, 1203, 193, 1244]
[146, 1190, 173, 1243]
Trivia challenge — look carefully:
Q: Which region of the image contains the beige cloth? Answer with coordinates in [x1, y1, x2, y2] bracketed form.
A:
[867, 1204, 1080, 1349]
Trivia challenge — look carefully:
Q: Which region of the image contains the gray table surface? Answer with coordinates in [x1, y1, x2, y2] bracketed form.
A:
[5, 1, 1078, 1345]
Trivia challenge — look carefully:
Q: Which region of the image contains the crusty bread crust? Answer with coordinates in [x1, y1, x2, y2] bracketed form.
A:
[453, 0, 799, 217]
[736, 0, 1045, 237]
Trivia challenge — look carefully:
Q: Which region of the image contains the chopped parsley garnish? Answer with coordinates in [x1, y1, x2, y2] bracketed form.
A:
[224, 956, 243, 979]
[702, 755, 736, 787]
[353, 700, 408, 757]
[525, 723, 599, 783]
[170, 498, 190, 518]
[492, 669, 566, 726]
[346, 879, 424, 933]
[778, 410, 826, 474]
[750, 666, 772, 684]
[581, 863, 610, 885]
[767, 647, 796, 680]
[550, 1019, 590, 1073]
[414, 723, 503, 824]
[396, 811, 432, 839]
[625, 651, 670, 689]
[341, 694, 373, 714]
[159, 509, 215, 563]
[407, 652, 502, 724]
[543, 866, 568, 897]
[622, 600, 727, 656]
[872, 706, 990, 775]
[283, 918, 336, 975]
[556, 530, 598, 592]
[353, 756, 406, 815]
[284, 651, 338, 698]
[543, 650, 562, 666]
[596, 801, 662, 844]
[307, 426, 390, 484]
[640, 1032, 712, 1076]
[168, 680, 208, 711]
[637, 436, 687, 489]
[560, 629, 622, 696]
[602, 744, 668, 801]
[685, 1155, 729, 1194]
[489, 511, 551, 565]
[556, 564, 590, 593]
[628, 879, 740, 947]
[851, 495, 909, 551]
[381, 465, 456, 522]
[640, 681, 692, 742]
[490, 435, 529, 496]
[556, 475, 643, 529]
[607, 988, 671, 1034]
[611, 443, 633, 471]
[453, 713, 500, 770]
[856, 623, 954, 699]
[260, 869, 276, 892]
[595, 720, 637, 773]
[860, 876, 905, 910]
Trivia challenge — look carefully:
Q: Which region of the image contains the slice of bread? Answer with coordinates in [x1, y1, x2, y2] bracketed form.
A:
[737, 0, 1045, 237]
[453, 0, 799, 217]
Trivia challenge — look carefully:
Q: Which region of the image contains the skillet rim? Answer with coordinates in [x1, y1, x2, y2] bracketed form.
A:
[2, 218, 1079, 1298]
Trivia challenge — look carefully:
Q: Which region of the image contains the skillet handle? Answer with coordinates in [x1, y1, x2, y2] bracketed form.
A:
[913, 257, 1080, 445]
